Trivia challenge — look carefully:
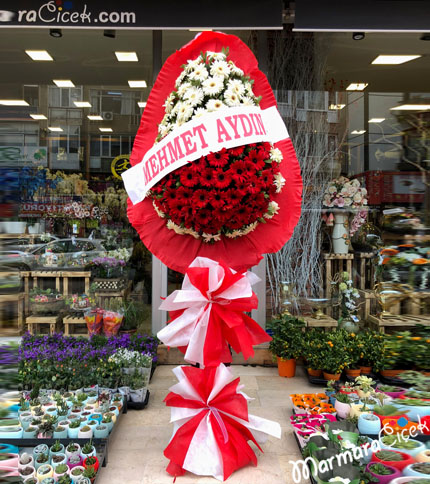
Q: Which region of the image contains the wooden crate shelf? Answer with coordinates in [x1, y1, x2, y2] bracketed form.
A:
[0, 293, 24, 335]
[368, 314, 430, 333]
[63, 314, 89, 337]
[303, 315, 338, 331]
[26, 314, 61, 335]
[353, 252, 376, 291]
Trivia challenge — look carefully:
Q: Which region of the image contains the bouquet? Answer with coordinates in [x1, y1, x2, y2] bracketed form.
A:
[84, 309, 103, 336]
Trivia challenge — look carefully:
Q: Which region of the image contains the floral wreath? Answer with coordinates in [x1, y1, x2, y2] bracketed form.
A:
[147, 48, 285, 243]
[127, 32, 302, 273]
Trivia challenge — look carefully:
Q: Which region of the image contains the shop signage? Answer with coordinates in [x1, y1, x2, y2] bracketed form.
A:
[122, 105, 289, 205]
[111, 154, 131, 180]
[20, 201, 66, 217]
[0, 146, 48, 167]
[0, 0, 282, 29]
[295, 0, 430, 32]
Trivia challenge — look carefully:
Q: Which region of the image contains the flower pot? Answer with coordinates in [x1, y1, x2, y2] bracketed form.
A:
[365, 463, 402, 484]
[35, 456, 51, 471]
[33, 444, 49, 458]
[0, 427, 23, 438]
[53, 467, 69, 480]
[94, 424, 109, 439]
[389, 478, 430, 484]
[78, 427, 93, 439]
[323, 371, 341, 381]
[67, 455, 83, 470]
[403, 462, 430, 477]
[53, 427, 68, 439]
[396, 403, 430, 423]
[23, 427, 37, 439]
[332, 211, 350, 254]
[49, 443, 65, 458]
[307, 368, 322, 377]
[19, 455, 34, 470]
[358, 413, 382, 435]
[371, 450, 415, 471]
[36, 464, 54, 482]
[360, 366, 372, 374]
[334, 399, 351, 419]
[89, 413, 102, 423]
[380, 438, 426, 457]
[376, 387, 407, 399]
[276, 357, 296, 377]
[346, 368, 361, 378]
[0, 453, 19, 468]
[70, 465, 86, 483]
[373, 412, 409, 426]
[65, 444, 81, 460]
[83, 456, 100, 473]
[101, 420, 114, 433]
[81, 446, 96, 460]
[417, 450, 430, 462]
[68, 425, 80, 439]
[50, 453, 67, 467]
[19, 465, 36, 480]
[380, 369, 405, 378]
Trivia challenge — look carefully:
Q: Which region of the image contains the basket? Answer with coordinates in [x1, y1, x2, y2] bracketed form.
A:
[30, 299, 65, 314]
[93, 278, 126, 292]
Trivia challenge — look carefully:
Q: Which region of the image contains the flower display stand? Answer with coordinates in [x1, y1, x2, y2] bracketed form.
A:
[62, 270, 91, 296]
[368, 314, 430, 333]
[93, 277, 126, 292]
[63, 314, 89, 337]
[322, 253, 354, 316]
[404, 291, 430, 315]
[0, 292, 24, 335]
[25, 314, 61, 335]
[353, 252, 376, 290]
[303, 315, 338, 331]
[94, 281, 132, 308]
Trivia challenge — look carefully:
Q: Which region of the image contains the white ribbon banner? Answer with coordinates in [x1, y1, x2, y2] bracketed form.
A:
[122, 105, 289, 205]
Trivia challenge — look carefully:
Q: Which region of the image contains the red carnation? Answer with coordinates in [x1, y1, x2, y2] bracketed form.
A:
[213, 170, 232, 189]
[200, 168, 216, 187]
[180, 168, 199, 187]
[206, 149, 230, 168]
[193, 189, 210, 208]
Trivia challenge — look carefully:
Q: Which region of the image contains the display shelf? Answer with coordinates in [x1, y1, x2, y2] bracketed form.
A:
[368, 313, 430, 333]
[304, 315, 338, 331]
[322, 253, 353, 317]
[25, 314, 61, 335]
[63, 314, 88, 337]
[0, 292, 24, 334]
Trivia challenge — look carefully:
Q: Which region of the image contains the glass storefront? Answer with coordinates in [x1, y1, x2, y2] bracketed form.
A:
[1, 24, 429, 337]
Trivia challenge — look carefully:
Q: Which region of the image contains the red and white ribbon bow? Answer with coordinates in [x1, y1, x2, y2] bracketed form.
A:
[157, 256, 271, 367]
[164, 364, 281, 481]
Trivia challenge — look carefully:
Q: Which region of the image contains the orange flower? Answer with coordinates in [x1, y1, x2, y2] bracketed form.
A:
[398, 244, 415, 248]
[381, 248, 399, 256]
[412, 258, 429, 265]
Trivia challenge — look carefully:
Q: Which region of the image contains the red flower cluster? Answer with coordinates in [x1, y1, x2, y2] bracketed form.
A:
[149, 142, 281, 237]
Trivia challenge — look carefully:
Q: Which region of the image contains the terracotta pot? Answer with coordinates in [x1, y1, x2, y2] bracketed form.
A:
[422, 371, 430, 376]
[277, 357, 296, 378]
[307, 368, 322, 377]
[346, 368, 361, 378]
[360, 366, 372, 374]
[323, 371, 341, 381]
[380, 369, 405, 378]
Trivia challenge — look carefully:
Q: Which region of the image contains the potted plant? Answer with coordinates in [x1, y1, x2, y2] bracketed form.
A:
[83, 455, 99, 473]
[302, 328, 324, 377]
[357, 412, 381, 435]
[380, 435, 426, 457]
[67, 453, 83, 470]
[36, 463, 54, 482]
[23, 478, 38, 484]
[19, 465, 36, 480]
[372, 404, 409, 424]
[68, 420, 81, 439]
[371, 450, 416, 471]
[34, 453, 50, 471]
[33, 444, 49, 459]
[58, 475, 72, 484]
[78, 425, 93, 439]
[267, 314, 305, 377]
[94, 424, 109, 439]
[344, 331, 362, 377]
[376, 384, 407, 399]
[333, 392, 352, 419]
[65, 443, 81, 459]
[366, 462, 402, 484]
[70, 465, 85, 481]
[29, 288, 65, 314]
[37, 415, 57, 438]
[403, 463, 430, 478]
[49, 440, 65, 458]
[82, 465, 97, 483]
[320, 329, 350, 380]
[101, 414, 113, 433]
[51, 453, 67, 467]
[53, 463, 69, 480]
[81, 441, 96, 459]
[18, 453, 34, 470]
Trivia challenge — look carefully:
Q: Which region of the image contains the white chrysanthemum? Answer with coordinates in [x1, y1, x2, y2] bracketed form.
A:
[192, 107, 207, 119]
[210, 60, 231, 78]
[175, 71, 187, 88]
[224, 88, 241, 107]
[241, 96, 255, 106]
[177, 82, 192, 98]
[177, 102, 194, 122]
[227, 79, 245, 96]
[158, 124, 169, 137]
[206, 51, 226, 61]
[188, 65, 209, 82]
[202, 76, 224, 96]
[171, 101, 183, 117]
[163, 93, 175, 114]
[274, 173, 286, 193]
[184, 86, 204, 107]
[328, 185, 336, 194]
[206, 99, 226, 112]
[185, 58, 201, 73]
[270, 147, 283, 163]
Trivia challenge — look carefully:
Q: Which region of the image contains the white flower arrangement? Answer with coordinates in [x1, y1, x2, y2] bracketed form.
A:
[109, 348, 153, 368]
[323, 176, 367, 209]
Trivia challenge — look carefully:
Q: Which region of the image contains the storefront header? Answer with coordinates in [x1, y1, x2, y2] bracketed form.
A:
[295, 0, 430, 32]
[0, 0, 283, 29]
